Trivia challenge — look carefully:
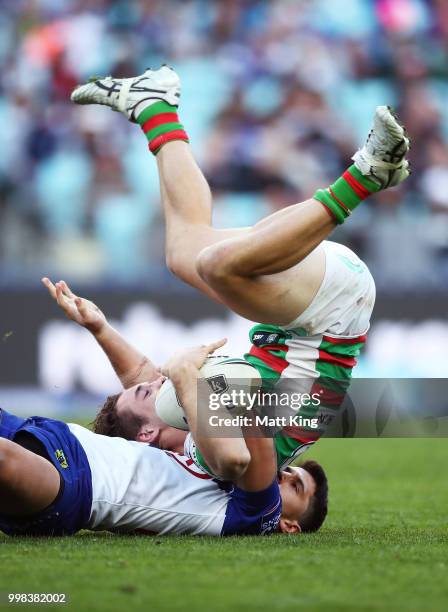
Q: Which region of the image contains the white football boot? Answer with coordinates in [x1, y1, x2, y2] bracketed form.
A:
[70, 65, 181, 122]
[352, 105, 411, 189]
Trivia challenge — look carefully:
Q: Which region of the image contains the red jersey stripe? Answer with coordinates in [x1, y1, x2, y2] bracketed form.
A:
[281, 428, 320, 443]
[318, 349, 357, 368]
[248, 345, 289, 374]
[322, 334, 367, 345]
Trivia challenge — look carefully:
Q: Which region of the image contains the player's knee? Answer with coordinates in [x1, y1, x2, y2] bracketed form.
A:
[196, 245, 234, 286]
[214, 448, 250, 482]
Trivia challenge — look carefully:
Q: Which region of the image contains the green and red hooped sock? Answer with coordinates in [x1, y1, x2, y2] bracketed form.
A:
[313, 165, 381, 224]
[137, 101, 189, 155]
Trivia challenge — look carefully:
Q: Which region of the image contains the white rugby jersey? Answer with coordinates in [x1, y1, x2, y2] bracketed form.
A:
[68, 424, 281, 536]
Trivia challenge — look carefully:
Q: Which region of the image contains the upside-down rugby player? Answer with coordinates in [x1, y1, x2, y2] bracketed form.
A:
[67, 66, 410, 471]
[0, 340, 327, 537]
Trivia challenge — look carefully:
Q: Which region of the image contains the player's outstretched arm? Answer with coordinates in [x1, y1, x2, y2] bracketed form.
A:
[42, 278, 160, 388]
[162, 339, 251, 482]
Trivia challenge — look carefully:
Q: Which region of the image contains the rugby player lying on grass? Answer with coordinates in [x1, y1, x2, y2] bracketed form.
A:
[0, 339, 327, 537]
[67, 66, 411, 469]
[43, 277, 321, 482]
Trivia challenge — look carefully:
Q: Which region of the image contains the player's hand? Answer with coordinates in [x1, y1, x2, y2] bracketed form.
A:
[42, 277, 107, 335]
[161, 338, 227, 381]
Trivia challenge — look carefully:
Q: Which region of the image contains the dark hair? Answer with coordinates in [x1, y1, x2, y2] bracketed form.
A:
[92, 392, 143, 440]
[299, 460, 328, 533]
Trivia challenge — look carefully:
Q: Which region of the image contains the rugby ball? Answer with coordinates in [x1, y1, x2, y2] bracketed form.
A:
[155, 356, 262, 430]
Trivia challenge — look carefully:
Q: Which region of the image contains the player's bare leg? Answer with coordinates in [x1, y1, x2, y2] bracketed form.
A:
[72, 69, 410, 324]
[0, 438, 60, 516]
[155, 141, 328, 310]
[151, 102, 410, 324]
[71, 68, 234, 302]
[72, 67, 331, 322]
[71, 68, 330, 313]
[194, 107, 410, 322]
[154, 136, 332, 320]
[155, 141, 248, 301]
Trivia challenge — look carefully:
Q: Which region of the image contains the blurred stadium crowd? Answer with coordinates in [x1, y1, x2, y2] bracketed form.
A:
[1, 0, 448, 290]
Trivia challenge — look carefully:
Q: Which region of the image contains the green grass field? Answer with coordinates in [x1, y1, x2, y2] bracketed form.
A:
[1, 438, 447, 611]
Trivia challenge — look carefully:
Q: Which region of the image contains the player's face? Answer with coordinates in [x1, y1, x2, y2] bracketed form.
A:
[115, 377, 187, 451]
[116, 376, 166, 424]
[278, 466, 316, 529]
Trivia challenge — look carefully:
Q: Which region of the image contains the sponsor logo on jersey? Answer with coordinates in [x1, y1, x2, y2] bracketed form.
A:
[252, 332, 282, 346]
[261, 499, 282, 534]
[55, 449, 68, 469]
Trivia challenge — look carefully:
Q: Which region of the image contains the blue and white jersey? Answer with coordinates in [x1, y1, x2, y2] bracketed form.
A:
[69, 424, 281, 536]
